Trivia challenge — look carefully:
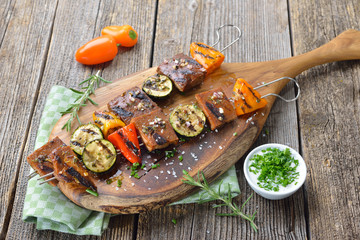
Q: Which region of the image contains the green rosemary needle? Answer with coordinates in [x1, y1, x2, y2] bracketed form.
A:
[182, 170, 258, 232]
[60, 70, 111, 132]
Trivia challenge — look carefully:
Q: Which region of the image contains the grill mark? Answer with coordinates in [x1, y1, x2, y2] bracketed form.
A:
[195, 43, 211, 49]
[70, 140, 82, 147]
[58, 173, 72, 183]
[111, 106, 133, 118]
[241, 105, 246, 113]
[188, 124, 197, 132]
[194, 50, 214, 59]
[94, 112, 114, 120]
[66, 167, 94, 188]
[206, 102, 224, 120]
[81, 128, 99, 135]
[129, 90, 148, 101]
[39, 164, 53, 173]
[55, 155, 61, 163]
[153, 133, 168, 145]
[248, 87, 261, 102]
[98, 141, 114, 156]
[184, 57, 202, 66]
[36, 155, 48, 162]
[243, 97, 252, 109]
[125, 140, 140, 157]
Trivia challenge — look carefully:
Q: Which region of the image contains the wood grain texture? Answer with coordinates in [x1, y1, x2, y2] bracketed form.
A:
[136, 0, 304, 239]
[1, 0, 359, 239]
[5, 0, 157, 239]
[49, 26, 360, 212]
[289, 0, 360, 239]
[0, 0, 58, 238]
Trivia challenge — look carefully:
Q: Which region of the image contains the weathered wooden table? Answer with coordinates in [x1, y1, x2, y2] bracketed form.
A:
[1, 0, 359, 239]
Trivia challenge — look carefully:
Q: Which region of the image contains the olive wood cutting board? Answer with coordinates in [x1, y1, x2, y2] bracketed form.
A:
[50, 29, 360, 214]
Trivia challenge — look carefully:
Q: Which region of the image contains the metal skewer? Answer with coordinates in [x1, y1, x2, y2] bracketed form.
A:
[27, 171, 37, 179]
[254, 77, 301, 102]
[39, 177, 56, 185]
[36, 171, 54, 180]
[211, 24, 242, 52]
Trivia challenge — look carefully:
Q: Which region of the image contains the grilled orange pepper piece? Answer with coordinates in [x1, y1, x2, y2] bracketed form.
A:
[92, 111, 125, 138]
[190, 42, 225, 75]
[233, 78, 268, 116]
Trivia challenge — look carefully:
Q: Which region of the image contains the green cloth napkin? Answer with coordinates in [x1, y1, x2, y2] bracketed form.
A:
[23, 86, 240, 236]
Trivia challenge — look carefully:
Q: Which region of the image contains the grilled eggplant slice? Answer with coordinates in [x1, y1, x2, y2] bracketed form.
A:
[169, 104, 206, 137]
[70, 123, 103, 155]
[82, 139, 117, 173]
[142, 74, 173, 98]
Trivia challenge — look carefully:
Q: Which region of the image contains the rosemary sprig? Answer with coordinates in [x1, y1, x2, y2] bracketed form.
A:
[60, 70, 111, 132]
[182, 170, 258, 232]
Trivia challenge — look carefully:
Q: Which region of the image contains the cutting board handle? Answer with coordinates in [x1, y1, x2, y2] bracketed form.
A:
[282, 29, 360, 77]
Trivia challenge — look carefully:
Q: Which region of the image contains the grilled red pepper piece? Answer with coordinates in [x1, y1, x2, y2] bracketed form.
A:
[108, 123, 141, 163]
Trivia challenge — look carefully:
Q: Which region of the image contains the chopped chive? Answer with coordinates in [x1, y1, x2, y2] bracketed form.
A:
[233, 132, 237, 136]
[151, 163, 160, 169]
[165, 149, 176, 158]
[117, 179, 122, 187]
[141, 164, 146, 170]
[249, 148, 299, 192]
[171, 218, 177, 225]
[86, 189, 98, 197]
[178, 155, 183, 162]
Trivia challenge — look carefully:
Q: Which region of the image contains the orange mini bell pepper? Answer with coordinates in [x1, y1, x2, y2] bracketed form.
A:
[190, 42, 225, 75]
[233, 78, 268, 116]
[108, 123, 141, 164]
[92, 111, 125, 138]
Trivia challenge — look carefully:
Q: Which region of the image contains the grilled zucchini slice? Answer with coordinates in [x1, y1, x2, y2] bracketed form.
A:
[169, 104, 206, 137]
[82, 139, 117, 173]
[70, 123, 103, 155]
[142, 74, 172, 98]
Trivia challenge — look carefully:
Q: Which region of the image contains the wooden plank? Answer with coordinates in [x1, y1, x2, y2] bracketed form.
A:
[137, 0, 306, 239]
[6, 0, 157, 239]
[0, 0, 58, 238]
[0, 0, 15, 46]
[136, 0, 200, 238]
[289, 0, 360, 239]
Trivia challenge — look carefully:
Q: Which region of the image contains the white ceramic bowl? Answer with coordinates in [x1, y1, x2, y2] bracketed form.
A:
[243, 143, 307, 200]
